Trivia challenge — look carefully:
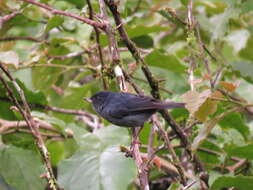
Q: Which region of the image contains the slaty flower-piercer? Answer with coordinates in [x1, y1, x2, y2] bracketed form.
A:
[85, 91, 185, 127]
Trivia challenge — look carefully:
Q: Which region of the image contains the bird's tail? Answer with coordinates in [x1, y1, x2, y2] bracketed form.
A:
[162, 101, 185, 109]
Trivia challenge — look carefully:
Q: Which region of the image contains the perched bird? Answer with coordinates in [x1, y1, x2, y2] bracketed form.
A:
[85, 91, 185, 127]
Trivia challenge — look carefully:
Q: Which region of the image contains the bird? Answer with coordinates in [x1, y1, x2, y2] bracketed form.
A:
[85, 91, 185, 128]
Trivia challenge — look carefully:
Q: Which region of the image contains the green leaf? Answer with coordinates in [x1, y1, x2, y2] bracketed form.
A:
[198, 141, 221, 164]
[126, 25, 167, 38]
[0, 79, 47, 106]
[23, 5, 43, 21]
[144, 50, 186, 73]
[58, 126, 136, 190]
[0, 175, 17, 190]
[211, 176, 253, 190]
[219, 112, 249, 138]
[0, 146, 46, 190]
[192, 108, 236, 152]
[231, 61, 253, 84]
[225, 29, 250, 53]
[63, 0, 86, 8]
[242, 0, 253, 14]
[239, 38, 253, 61]
[210, 7, 240, 39]
[45, 16, 64, 33]
[195, 99, 218, 122]
[225, 144, 253, 160]
[131, 35, 153, 49]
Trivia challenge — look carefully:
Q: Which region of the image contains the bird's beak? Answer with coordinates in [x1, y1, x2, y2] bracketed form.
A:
[84, 97, 92, 103]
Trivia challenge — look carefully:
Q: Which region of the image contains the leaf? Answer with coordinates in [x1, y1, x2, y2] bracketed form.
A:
[0, 51, 19, 67]
[211, 176, 253, 190]
[126, 25, 167, 38]
[0, 175, 17, 190]
[210, 7, 240, 40]
[225, 29, 250, 53]
[219, 112, 249, 138]
[58, 126, 137, 190]
[45, 16, 64, 33]
[225, 144, 253, 159]
[144, 50, 186, 73]
[239, 38, 253, 61]
[219, 81, 240, 92]
[182, 89, 212, 116]
[131, 35, 153, 49]
[198, 141, 221, 164]
[195, 98, 218, 122]
[23, 5, 42, 21]
[192, 108, 238, 152]
[231, 61, 253, 83]
[0, 79, 47, 106]
[242, 0, 253, 14]
[0, 146, 46, 190]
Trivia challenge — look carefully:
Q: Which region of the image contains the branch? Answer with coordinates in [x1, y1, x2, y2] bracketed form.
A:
[87, 0, 108, 90]
[0, 96, 104, 130]
[0, 118, 58, 133]
[99, 0, 127, 92]
[152, 116, 187, 186]
[0, 10, 22, 26]
[0, 36, 43, 42]
[0, 63, 61, 190]
[21, 0, 106, 29]
[48, 51, 86, 60]
[104, 0, 208, 187]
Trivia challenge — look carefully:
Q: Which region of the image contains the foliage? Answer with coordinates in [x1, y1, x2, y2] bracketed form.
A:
[1, 0, 253, 190]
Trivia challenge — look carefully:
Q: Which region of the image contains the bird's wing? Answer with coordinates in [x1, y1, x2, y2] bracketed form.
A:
[108, 94, 160, 119]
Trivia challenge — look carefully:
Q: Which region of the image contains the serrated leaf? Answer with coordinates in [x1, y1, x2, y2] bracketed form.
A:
[0, 51, 19, 67]
[0, 146, 46, 190]
[58, 126, 136, 190]
[211, 176, 253, 190]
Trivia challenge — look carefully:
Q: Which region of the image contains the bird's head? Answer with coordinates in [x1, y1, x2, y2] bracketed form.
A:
[84, 91, 111, 111]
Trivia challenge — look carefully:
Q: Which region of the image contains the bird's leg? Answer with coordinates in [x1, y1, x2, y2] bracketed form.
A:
[130, 126, 143, 155]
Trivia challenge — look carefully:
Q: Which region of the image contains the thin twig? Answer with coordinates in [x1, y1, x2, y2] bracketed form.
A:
[0, 36, 43, 42]
[0, 10, 22, 26]
[99, 0, 127, 92]
[21, 0, 105, 29]
[48, 51, 86, 60]
[152, 116, 187, 186]
[0, 64, 61, 190]
[87, 0, 108, 89]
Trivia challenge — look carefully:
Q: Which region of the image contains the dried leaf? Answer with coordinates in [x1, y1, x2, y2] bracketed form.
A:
[182, 89, 211, 115]
[219, 81, 240, 92]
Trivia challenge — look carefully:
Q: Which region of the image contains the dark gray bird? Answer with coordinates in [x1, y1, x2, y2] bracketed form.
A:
[85, 91, 185, 127]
